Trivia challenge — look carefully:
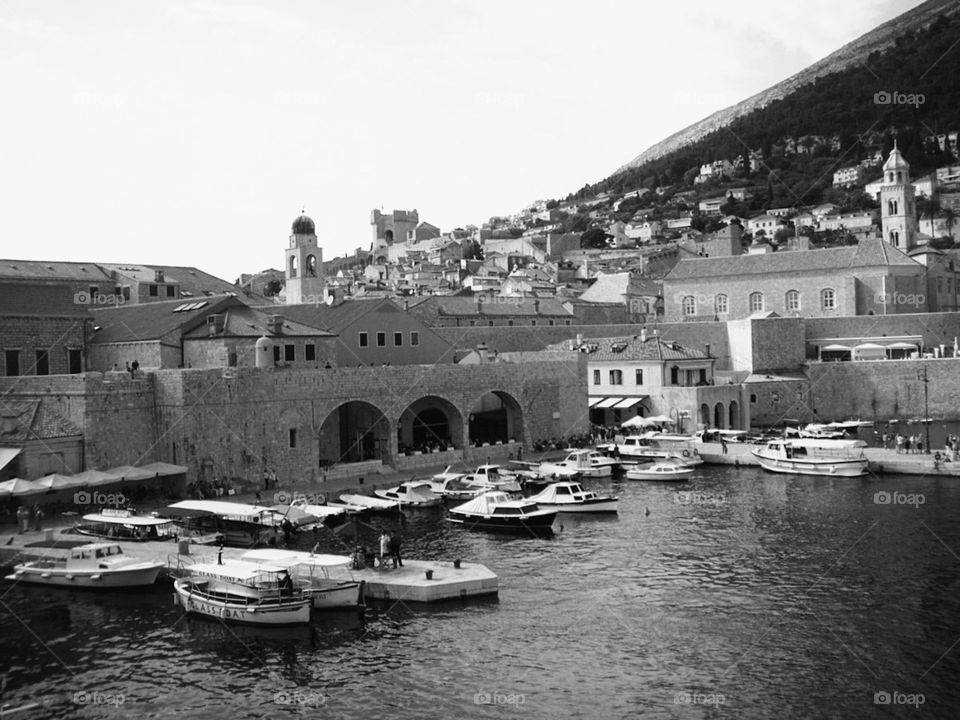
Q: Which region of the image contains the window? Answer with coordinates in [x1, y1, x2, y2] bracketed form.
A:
[122, 286, 130, 301]
[289, 255, 298, 278]
[548, 320, 555, 326]
[785, 290, 800, 312]
[306, 254, 317, 277]
[284, 344, 295, 362]
[469, 320, 476, 327]
[35, 350, 49, 376]
[749, 292, 764, 312]
[273, 345, 280, 362]
[750, 393, 757, 403]
[699, 368, 707, 384]
[305, 344, 316, 361]
[394, 332, 403, 346]
[508, 320, 514, 326]
[376, 332, 386, 347]
[68, 349, 82, 374]
[670, 366, 679, 385]
[635, 369, 643, 385]
[89, 285, 99, 299]
[682, 296, 696, 316]
[531, 320, 537, 326]
[148, 284, 158, 297]
[489, 320, 494, 327]
[609, 369, 623, 385]
[359, 332, 368, 347]
[411, 332, 420, 346]
[593, 369, 601, 385]
[565, 320, 571, 326]
[288, 429, 297, 448]
[715, 295, 728, 314]
[166, 285, 176, 297]
[937, 278, 944, 293]
[821, 288, 836, 310]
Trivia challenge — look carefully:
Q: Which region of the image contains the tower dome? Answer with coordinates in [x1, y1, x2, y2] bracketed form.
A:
[883, 142, 909, 173]
[291, 213, 315, 235]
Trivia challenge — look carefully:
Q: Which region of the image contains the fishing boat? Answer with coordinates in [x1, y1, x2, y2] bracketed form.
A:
[374, 480, 442, 507]
[173, 560, 312, 625]
[752, 438, 868, 477]
[6, 541, 164, 588]
[337, 494, 401, 512]
[240, 549, 364, 609]
[625, 461, 695, 481]
[447, 491, 557, 535]
[461, 465, 523, 493]
[161, 500, 283, 547]
[526, 481, 619, 513]
[71, 508, 177, 542]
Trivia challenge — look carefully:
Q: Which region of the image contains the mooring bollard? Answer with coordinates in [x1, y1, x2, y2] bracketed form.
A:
[425, 569, 434, 580]
[453, 559, 462, 569]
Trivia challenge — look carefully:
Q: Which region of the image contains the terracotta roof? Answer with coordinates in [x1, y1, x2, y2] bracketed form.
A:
[408, 295, 572, 318]
[90, 296, 240, 344]
[263, 297, 405, 333]
[0, 400, 82, 442]
[182, 305, 335, 339]
[551, 335, 711, 362]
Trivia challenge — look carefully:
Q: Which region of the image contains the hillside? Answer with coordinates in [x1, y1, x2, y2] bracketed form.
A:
[615, 0, 960, 175]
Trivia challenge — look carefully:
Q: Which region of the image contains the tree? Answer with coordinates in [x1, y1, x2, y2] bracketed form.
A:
[264, 279, 282, 297]
[580, 228, 609, 248]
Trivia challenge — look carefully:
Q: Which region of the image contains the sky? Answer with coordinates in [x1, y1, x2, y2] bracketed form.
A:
[0, 0, 922, 282]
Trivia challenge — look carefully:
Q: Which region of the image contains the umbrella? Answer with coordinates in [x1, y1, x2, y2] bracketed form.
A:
[103, 465, 157, 482]
[621, 416, 665, 428]
[69, 469, 122, 487]
[0, 478, 46, 497]
[34, 473, 86, 491]
[139, 462, 188, 477]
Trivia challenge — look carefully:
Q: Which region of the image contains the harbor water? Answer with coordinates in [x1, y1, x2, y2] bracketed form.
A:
[2, 465, 959, 718]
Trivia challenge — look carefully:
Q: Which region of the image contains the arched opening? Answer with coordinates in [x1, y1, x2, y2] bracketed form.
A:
[468, 391, 523, 446]
[714, 402, 726, 429]
[306, 254, 317, 277]
[385, 229, 394, 243]
[729, 401, 739, 430]
[700, 403, 710, 428]
[288, 255, 298, 278]
[398, 396, 463, 454]
[317, 400, 390, 466]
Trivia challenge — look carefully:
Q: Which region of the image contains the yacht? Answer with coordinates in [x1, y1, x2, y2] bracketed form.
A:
[753, 438, 868, 477]
[6, 541, 164, 588]
[526, 481, 619, 513]
[447, 491, 557, 536]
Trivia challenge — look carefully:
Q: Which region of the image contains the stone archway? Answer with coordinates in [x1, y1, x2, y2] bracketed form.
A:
[714, 402, 726, 430]
[398, 396, 463, 454]
[467, 390, 523, 446]
[317, 400, 391, 465]
[700, 403, 710, 428]
[729, 401, 740, 430]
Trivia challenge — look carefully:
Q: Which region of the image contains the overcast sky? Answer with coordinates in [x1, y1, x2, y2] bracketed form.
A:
[0, 0, 921, 281]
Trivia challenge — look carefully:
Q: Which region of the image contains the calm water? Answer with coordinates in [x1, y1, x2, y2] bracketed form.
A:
[2, 466, 960, 719]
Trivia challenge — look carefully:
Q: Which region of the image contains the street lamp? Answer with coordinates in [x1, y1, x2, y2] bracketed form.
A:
[917, 367, 931, 452]
[672, 408, 690, 434]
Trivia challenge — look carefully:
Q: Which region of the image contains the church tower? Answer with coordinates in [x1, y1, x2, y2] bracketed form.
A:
[285, 213, 325, 305]
[880, 143, 918, 252]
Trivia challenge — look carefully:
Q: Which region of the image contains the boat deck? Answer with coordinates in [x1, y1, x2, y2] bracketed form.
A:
[0, 529, 499, 603]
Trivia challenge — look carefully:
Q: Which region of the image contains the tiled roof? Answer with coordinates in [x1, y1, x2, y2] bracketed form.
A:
[0, 283, 92, 317]
[182, 305, 335, 339]
[0, 400, 82, 442]
[0, 259, 113, 282]
[550, 335, 710, 362]
[665, 238, 919, 280]
[408, 295, 572, 318]
[90, 296, 239, 344]
[264, 297, 399, 333]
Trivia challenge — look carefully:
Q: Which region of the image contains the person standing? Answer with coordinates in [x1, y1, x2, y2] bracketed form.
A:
[16, 506, 26, 534]
[379, 531, 391, 569]
[388, 532, 403, 569]
[33, 505, 43, 531]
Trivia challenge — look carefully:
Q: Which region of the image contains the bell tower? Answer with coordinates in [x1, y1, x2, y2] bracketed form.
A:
[285, 212, 325, 305]
[880, 142, 918, 252]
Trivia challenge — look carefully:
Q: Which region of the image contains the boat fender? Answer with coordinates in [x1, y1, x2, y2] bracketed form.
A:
[934, 452, 942, 462]
[172, 592, 179, 606]
[682, 450, 691, 458]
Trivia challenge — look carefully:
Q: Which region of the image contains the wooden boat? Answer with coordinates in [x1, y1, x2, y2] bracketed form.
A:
[374, 481, 442, 507]
[161, 500, 283, 547]
[240, 549, 364, 609]
[625, 461, 695, 481]
[752, 439, 868, 477]
[337, 494, 401, 512]
[6, 541, 163, 588]
[447, 491, 557, 535]
[173, 560, 311, 625]
[71, 508, 177, 542]
[526, 481, 619, 513]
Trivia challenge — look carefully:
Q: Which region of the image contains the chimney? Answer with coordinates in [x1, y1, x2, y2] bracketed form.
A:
[268, 314, 284, 335]
[705, 343, 711, 357]
[640, 327, 647, 342]
[575, 333, 583, 348]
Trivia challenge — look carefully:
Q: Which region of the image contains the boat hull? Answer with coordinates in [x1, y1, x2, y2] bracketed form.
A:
[447, 512, 556, 536]
[307, 581, 364, 609]
[174, 579, 311, 625]
[536, 498, 619, 513]
[8, 564, 163, 588]
[624, 469, 693, 481]
[753, 453, 868, 477]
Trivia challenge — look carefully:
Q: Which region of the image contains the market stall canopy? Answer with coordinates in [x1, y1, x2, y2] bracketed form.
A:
[34, 473, 87, 491]
[0, 447, 22, 472]
[0, 478, 45, 497]
[104, 465, 158, 482]
[69, 469, 124, 487]
[139, 462, 188, 477]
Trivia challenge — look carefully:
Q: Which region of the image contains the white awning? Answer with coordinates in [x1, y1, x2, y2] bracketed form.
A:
[595, 397, 624, 408]
[886, 342, 918, 350]
[588, 397, 605, 407]
[613, 397, 645, 409]
[0, 447, 22, 472]
[821, 344, 851, 352]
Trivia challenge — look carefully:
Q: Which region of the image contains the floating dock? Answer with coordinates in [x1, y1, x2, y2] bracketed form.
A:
[0, 530, 498, 603]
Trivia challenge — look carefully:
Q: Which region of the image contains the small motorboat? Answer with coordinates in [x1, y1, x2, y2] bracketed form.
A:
[526, 481, 619, 513]
[6, 541, 164, 588]
[71, 508, 177, 542]
[752, 439, 868, 477]
[625, 461, 695, 481]
[174, 560, 312, 626]
[374, 481, 442, 507]
[161, 500, 284, 547]
[427, 473, 484, 501]
[461, 465, 522, 493]
[534, 449, 619, 479]
[337, 494, 401, 513]
[240, 549, 364, 609]
[447, 491, 557, 535]
[285, 498, 347, 525]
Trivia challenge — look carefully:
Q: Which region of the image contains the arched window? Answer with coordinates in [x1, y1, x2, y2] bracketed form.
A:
[821, 288, 836, 310]
[306, 254, 317, 277]
[715, 294, 728, 314]
[785, 290, 800, 312]
[749, 292, 764, 313]
[682, 295, 696, 316]
[897, 171, 903, 183]
[289, 255, 298, 278]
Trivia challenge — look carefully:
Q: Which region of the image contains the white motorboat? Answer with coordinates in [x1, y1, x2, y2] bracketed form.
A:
[625, 461, 695, 481]
[752, 439, 868, 477]
[447, 491, 557, 535]
[337, 494, 401, 512]
[374, 480, 442, 507]
[287, 498, 347, 524]
[427, 469, 484, 501]
[72, 508, 177, 542]
[526, 481, 619, 513]
[536, 449, 617, 478]
[161, 500, 284, 547]
[795, 423, 846, 440]
[6, 541, 164, 588]
[599, 433, 702, 465]
[240, 549, 363, 609]
[462, 465, 522, 493]
[174, 560, 312, 625]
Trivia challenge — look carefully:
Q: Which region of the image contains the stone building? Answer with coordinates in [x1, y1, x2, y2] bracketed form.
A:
[0, 399, 83, 480]
[284, 213, 325, 305]
[0, 282, 90, 376]
[880, 144, 919, 252]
